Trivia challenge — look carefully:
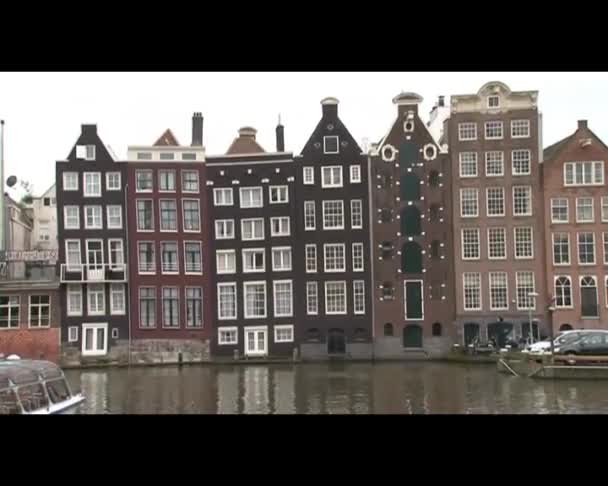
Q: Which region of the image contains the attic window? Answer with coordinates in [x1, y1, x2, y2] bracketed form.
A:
[137, 152, 152, 160]
[76, 145, 96, 160]
[488, 95, 500, 108]
[182, 153, 197, 161]
[160, 153, 175, 160]
[324, 136, 339, 154]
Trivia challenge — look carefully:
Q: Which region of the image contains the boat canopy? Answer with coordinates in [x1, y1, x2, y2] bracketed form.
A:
[0, 360, 64, 389]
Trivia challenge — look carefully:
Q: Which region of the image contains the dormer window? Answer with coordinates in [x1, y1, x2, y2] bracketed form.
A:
[324, 136, 339, 154]
[160, 153, 175, 160]
[76, 144, 96, 161]
[488, 95, 500, 108]
[137, 152, 152, 160]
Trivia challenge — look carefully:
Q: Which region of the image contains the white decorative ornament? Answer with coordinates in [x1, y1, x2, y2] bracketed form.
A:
[423, 143, 437, 161]
[404, 120, 414, 133]
[382, 144, 397, 162]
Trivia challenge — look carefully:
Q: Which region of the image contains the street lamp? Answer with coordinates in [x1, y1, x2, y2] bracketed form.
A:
[528, 291, 539, 345]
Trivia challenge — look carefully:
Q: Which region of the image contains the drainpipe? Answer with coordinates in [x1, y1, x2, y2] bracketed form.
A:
[124, 181, 132, 365]
[0, 120, 5, 252]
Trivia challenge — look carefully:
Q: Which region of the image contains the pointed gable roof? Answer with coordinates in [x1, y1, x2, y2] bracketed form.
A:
[226, 127, 265, 155]
[154, 129, 180, 147]
[544, 120, 608, 161]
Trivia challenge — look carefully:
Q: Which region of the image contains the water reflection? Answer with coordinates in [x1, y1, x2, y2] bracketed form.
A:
[64, 362, 608, 414]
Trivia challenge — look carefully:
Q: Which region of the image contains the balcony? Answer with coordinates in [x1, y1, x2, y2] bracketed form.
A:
[60, 263, 128, 283]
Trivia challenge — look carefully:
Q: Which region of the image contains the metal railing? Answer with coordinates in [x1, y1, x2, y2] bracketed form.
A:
[60, 263, 127, 283]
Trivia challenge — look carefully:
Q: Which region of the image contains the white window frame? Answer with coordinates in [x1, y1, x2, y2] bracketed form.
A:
[460, 188, 479, 218]
[137, 241, 156, 274]
[159, 199, 178, 232]
[81, 323, 107, 357]
[485, 151, 504, 177]
[458, 122, 477, 141]
[463, 273, 482, 311]
[136, 199, 154, 232]
[487, 227, 507, 260]
[182, 170, 200, 194]
[485, 121, 503, 140]
[322, 200, 345, 230]
[138, 287, 156, 328]
[516, 271, 536, 310]
[65, 239, 82, 271]
[514, 226, 534, 260]
[512, 186, 532, 217]
[87, 284, 106, 316]
[27, 295, 51, 328]
[213, 188, 234, 206]
[486, 187, 505, 217]
[323, 243, 346, 273]
[243, 281, 267, 319]
[564, 161, 605, 187]
[270, 217, 291, 237]
[305, 244, 317, 273]
[352, 242, 364, 272]
[511, 119, 530, 139]
[106, 172, 121, 191]
[215, 219, 235, 240]
[306, 281, 318, 315]
[83, 172, 101, 197]
[488, 272, 509, 311]
[217, 283, 237, 321]
[324, 281, 347, 315]
[512, 149, 531, 176]
[576, 197, 595, 223]
[273, 280, 293, 318]
[321, 166, 343, 188]
[604, 232, 608, 265]
[552, 232, 571, 266]
[580, 275, 599, 318]
[303, 167, 314, 185]
[185, 286, 203, 328]
[64, 206, 80, 230]
[241, 218, 265, 241]
[554, 275, 573, 309]
[239, 187, 263, 208]
[274, 325, 294, 343]
[577, 232, 596, 265]
[216, 250, 236, 275]
[353, 280, 365, 315]
[106, 205, 123, 229]
[160, 241, 179, 274]
[304, 201, 316, 231]
[183, 241, 203, 275]
[459, 152, 478, 178]
[161, 286, 180, 329]
[63, 172, 79, 191]
[68, 326, 79, 343]
[551, 198, 569, 224]
[323, 135, 339, 154]
[182, 198, 201, 233]
[242, 248, 266, 273]
[218, 326, 238, 345]
[487, 95, 500, 109]
[135, 170, 153, 193]
[403, 280, 424, 321]
[158, 169, 177, 193]
[350, 199, 363, 229]
[350, 165, 362, 183]
[461, 228, 480, 260]
[67, 284, 83, 317]
[108, 238, 124, 269]
[271, 246, 292, 272]
[110, 284, 126, 315]
[84, 205, 103, 229]
[269, 185, 289, 204]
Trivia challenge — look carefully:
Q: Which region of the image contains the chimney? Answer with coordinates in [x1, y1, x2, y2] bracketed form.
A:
[81, 124, 97, 136]
[578, 120, 588, 130]
[438, 96, 445, 107]
[321, 97, 339, 117]
[276, 115, 285, 152]
[191, 112, 203, 146]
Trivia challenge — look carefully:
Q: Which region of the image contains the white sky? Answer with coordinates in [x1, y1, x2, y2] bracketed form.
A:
[1, 71, 606, 197]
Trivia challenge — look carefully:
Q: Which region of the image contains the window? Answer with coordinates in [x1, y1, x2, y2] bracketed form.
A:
[68, 326, 78, 342]
[136, 170, 153, 192]
[159, 200, 177, 231]
[516, 271, 535, 310]
[214, 188, 233, 206]
[159, 170, 176, 192]
[218, 327, 238, 345]
[139, 287, 156, 328]
[324, 244, 346, 272]
[460, 188, 478, 217]
[160, 153, 174, 161]
[604, 232, 608, 264]
[304, 201, 316, 230]
[350, 165, 362, 183]
[182, 170, 199, 193]
[272, 247, 292, 271]
[325, 281, 347, 314]
[137, 152, 152, 160]
[76, 144, 96, 160]
[138, 242, 155, 273]
[182, 199, 200, 232]
[485, 151, 504, 176]
[65, 240, 81, 270]
[306, 282, 318, 315]
[429, 205, 439, 223]
[428, 171, 439, 187]
[218, 283, 237, 320]
[322, 200, 344, 229]
[552, 233, 570, 265]
[273, 280, 293, 317]
[305, 244, 317, 273]
[382, 282, 395, 300]
[581, 276, 599, 318]
[578, 232, 595, 264]
[323, 135, 339, 154]
[348, 200, 364, 230]
[241, 218, 264, 241]
[64, 206, 80, 229]
[576, 197, 594, 223]
[106, 205, 122, 229]
[511, 120, 530, 138]
[184, 242, 202, 274]
[162, 287, 179, 328]
[551, 198, 569, 223]
[38, 221, 50, 242]
[216, 250, 236, 274]
[463, 273, 482, 310]
[66, 285, 82, 316]
[106, 172, 121, 191]
[0, 296, 19, 329]
[186, 287, 203, 328]
[485, 121, 503, 139]
[488, 228, 507, 260]
[63, 172, 78, 191]
[602, 197, 608, 222]
[274, 325, 294, 343]
[513, 186, 532, 216]
[87, 284, 105, 315]
[489, 272, 508, 310]
[244, 282, 267, 318]
[458, 122, 477, 141]
[108, 239, 124, 268]
[303, 167, 314, 184]
[384, 323, 394, 336]
[555, 276, 572, 308]
[161, 242, 179, 273]
[404, 281, 423, 320]
[486, 187, 505, 217]
[487, 95, 500, 108]
[240, 187, 263, 208]
[514, 227, 533, 259]
[322, 166, 343, 188]
[136, 200, 154, 231]
[352, 243, 364, 272]
[462, 228, 480, 260]
[270, 217, 290, 237]
[84, 206, 102, 229]
[459, 152, 478, 177]
[512, 150, 531, 175]
[430, 240, 440, 259]
[353, 280, 365, 314]
[564, 161, 604, 186]
[269, 185, 289, 204]
[82, 323, 107, 356]
[215, 219, 235, 239]
[110, 284, 126, 315]
[243, 248, 266, 273]
[83, 172, 101, 197]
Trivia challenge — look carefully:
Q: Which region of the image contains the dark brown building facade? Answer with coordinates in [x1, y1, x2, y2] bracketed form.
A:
[370, 92, 455, 358]
[295, 98, 373, 359]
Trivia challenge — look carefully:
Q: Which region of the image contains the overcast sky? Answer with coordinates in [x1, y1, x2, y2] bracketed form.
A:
[1, 71, 606, 197]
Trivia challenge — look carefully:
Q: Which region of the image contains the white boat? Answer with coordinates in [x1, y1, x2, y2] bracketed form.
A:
[0, 359, 85, 415]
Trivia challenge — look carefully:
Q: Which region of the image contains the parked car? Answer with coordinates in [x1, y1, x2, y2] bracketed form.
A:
[555, 331, 608, 356]
[527, 330, 608, 354]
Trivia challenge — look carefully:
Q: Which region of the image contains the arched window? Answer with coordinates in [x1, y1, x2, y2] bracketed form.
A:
[559, 324, 573, 331]
[581, 276, 598, 318]
[429, 204, 440, 222]
[399, 141, 418, 167]
[400, 174, 421, 201]
[400, 206, 421, 236]
[382, 282, 394, 299]
[431, 240, 440, 258]
[554, 276, 572, 308]
[403, 325, 423, 348]
[307, 328, 320, 342]
[432, 322, 442, 337]
[384, 323, 394, 337]
[401, 241, 422, 274]
[381, 242, 394, 260]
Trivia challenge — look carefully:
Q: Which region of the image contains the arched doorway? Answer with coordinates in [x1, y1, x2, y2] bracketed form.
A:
[559, 323, 573, 332]
[487, 322, 514, 348]
[463, 323, 480, 346]
[403, 325, 423, 348]
[327, 328, 345, 355]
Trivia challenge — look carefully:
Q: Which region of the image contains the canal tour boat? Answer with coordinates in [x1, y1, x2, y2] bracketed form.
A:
[0, 358, 85, 415]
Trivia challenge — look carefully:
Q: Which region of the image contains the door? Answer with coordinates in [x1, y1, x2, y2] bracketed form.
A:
[86, 240, 104, 280]
[82, 323, 108, 357]
[328, 328, 346, 354]
[244, 327, 267, 357]
[488, 322, 513, 348]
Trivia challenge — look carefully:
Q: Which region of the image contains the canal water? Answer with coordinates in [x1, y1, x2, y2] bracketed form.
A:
[64, 362, 608, 414]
